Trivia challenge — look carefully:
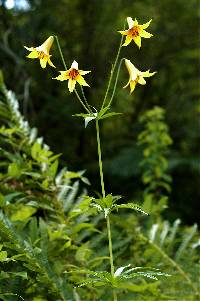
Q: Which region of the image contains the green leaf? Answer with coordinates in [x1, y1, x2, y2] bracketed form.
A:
[8, 162, 21, 178]
[10, 205, 37, 221]
[97, 105, 110, 119]
[75, 242, 92, 263]
[74, 112, 97, 127]
[0, 251, 7, 261]
[99, 112, 122, 120]
[113, 203, 149, 215]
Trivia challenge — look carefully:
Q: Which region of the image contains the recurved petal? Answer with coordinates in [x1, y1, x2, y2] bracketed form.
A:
[24, 46, 35, 51]
[118, 30, 128, 35]
[71, 60, 78, 70]
[141, 19, 152, 30]
[40, 58, 48, 68]
[127, 17, 134, 29]
[133, 36, 141, 48]
[140, 29, 153, 38]
[123, 80, 131, 89]
[141, 70, 157, 77]
[122, 36, 132, 47]
[68, 79, 76, 92]
[48, 58, 56, 68]
[79, 70, 91, 75]
[134, 18, 139, 26]
[76, 75, 90, 87]
[27, 50, 38, 59]
[138, 76, 146, 85]
[130, 81, 136, 93]
[53, 72, 69, 81]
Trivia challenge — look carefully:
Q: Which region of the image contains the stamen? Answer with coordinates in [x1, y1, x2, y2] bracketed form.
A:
[37, 51, 47, 59]
[128, 26, 140, 37]
[69, 68, 79, 80]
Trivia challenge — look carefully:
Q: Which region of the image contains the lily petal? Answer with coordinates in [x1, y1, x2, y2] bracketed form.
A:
[27, 50, 38, 59]
[125, 59, 138, 81]
[68, 79, 76, 93]
[130, 81, 136, 93]
[127, 17, 134, 29]
[118, 30, 128, 35]
[138, 76, 146, 85]
[53, 72, 69, 81]
[123, 80, 131, 89]
[71, 60, 78, 70]
[122, 36, 132, 46]
[141, 19, 152, 30]
[48, 58, 56, 68]
[40, 58, 48, 69]
[37, 36, 54, 55]
[141, 70, 156, 77]
[76, 75, 89, 86]
[134, 18, 139, 26]
[79, 70, 91, 75]
[140, 30, 153, 38]
[24, 46, 35, 51]
[133, 36, 141, 48]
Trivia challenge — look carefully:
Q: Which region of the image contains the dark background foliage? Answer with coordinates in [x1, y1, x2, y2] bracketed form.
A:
[0, 0, 199, 224]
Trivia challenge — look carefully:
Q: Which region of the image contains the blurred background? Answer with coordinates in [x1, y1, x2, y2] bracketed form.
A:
[0, 0, 199, 225]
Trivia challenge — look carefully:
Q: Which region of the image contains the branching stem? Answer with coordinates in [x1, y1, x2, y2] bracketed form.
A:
[54, 35, 67, 70]
[55, 35, 90, 114]
[101, 34, 124, 110]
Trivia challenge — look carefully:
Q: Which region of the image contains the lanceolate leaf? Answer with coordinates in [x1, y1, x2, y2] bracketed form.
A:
[99, 112, 122, 120]
[113, 203, 149, 215]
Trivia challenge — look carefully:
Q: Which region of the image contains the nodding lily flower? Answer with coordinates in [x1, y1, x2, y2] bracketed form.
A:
[119, 17, 153, 48]
[24, 36, 55, 68]
[124, 59, 156, 93]
[53, 60, 91, 93]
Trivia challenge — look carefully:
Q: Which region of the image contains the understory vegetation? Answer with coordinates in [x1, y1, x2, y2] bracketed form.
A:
[0, 1, 199, 300]
[0, 73, 199, 300]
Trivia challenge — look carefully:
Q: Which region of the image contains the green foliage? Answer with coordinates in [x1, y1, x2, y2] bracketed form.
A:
[0, 0, 199, 223]
[0, 1, 199, 298]
[0, 78, 199, 300]
[138, 106, 173, 214]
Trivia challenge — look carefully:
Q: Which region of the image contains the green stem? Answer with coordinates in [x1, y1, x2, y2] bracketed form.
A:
[101, 34, 124, 110]
[107, 58, 125, 108]
[80, 85, 92, 113]
[54, 35, 90, 114]
[54, 35, 67, 70]
[107, 215, 114, 276]
[74, 88, 91, 114]
[95, 119, 117, 301]
[95, 119, 105, 198]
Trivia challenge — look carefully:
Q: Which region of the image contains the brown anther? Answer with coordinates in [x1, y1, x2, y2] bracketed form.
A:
[38, 51, 46, 59]
[69, 68, 79, 80]
[128, 26, 140, 37]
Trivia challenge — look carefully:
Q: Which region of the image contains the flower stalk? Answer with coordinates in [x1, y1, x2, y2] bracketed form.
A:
[101, 30, 124, 110]
[24, 17, 156, 301]
[54, 36, 90, 113]
[96, 119, 117, 301]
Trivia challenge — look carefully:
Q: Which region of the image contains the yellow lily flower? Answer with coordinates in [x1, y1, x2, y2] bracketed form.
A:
[24, 36, 55, 68]
[124, 59, 156, 93]
[53, 60, 91, 93]
[119, 17, 153, 48]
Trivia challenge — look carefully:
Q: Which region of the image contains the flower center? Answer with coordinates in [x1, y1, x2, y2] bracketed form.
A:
[37, 51, 47, 59]
[69, 68, 79, 80]
[128, 26, 140, 37]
